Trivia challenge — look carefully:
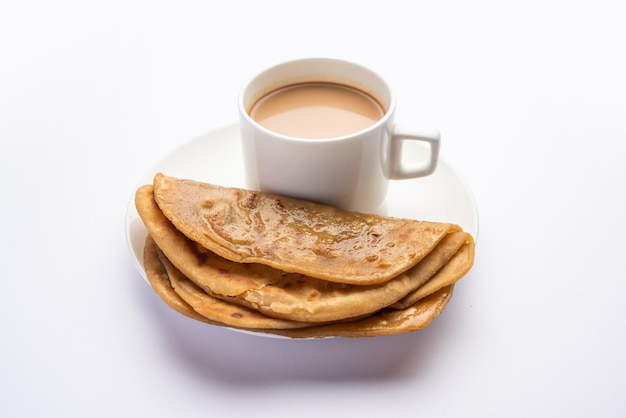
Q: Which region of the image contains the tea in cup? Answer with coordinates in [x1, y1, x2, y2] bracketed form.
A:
[238, 58, 440, 213]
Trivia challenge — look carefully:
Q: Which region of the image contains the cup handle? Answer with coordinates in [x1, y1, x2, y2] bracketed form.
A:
[386, 124, 440, 179]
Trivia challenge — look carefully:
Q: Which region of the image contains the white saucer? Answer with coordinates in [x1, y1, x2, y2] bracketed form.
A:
[125, 124, 479, 280]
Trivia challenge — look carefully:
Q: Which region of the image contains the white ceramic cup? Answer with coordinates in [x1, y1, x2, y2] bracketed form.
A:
[238, 58, 440, 213]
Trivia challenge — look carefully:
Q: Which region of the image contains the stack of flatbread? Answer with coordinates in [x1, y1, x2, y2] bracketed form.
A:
[134, 173, 475, 338]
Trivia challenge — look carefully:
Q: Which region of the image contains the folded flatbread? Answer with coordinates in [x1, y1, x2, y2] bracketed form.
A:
[136, 185, 471, 322]
[143, 235, 455, 338]
[152, 173, 460, 285]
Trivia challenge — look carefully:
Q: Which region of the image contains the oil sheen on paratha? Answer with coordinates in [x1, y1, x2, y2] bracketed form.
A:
[136, 184, 469, 322]
[152, 173, 460, 285]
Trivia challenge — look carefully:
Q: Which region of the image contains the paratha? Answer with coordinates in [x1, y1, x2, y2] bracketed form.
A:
[136, 184, 469, 322]
[144, 235, 455, 338]
[152, 173, 460, 285]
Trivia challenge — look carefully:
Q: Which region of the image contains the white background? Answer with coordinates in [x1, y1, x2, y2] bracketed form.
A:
[2, 1, 625, 417]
